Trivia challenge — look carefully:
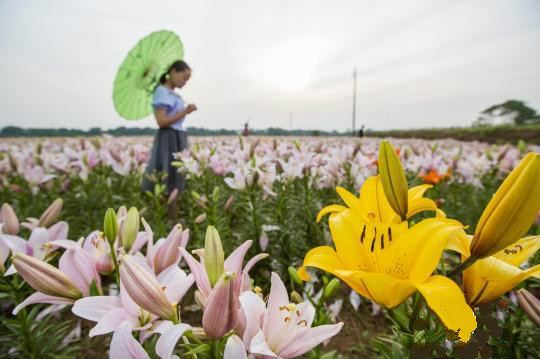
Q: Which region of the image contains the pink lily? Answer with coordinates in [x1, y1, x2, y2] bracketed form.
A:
[22, 165, 56, 193]
[109, 321, 150, 359]
[72, 263, 193, 338]
[238, 272, 343, 359]
[179, 240, 268, 303]
[2, 222, 69, 275]
[224, 169, 248, 190]
[224, 335, 249, 359]
[52, 230, 113, 274]
[13, 248, 101, 314]
[145, 223, 189, 274]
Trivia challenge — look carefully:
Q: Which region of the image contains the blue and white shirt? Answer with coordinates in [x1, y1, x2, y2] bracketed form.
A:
[152, 85, 186, 131]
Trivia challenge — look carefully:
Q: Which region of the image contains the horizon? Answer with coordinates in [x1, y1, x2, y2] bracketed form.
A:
[1, 1, 539, 132]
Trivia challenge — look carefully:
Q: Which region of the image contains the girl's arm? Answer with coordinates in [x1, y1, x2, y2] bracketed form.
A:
[154, 108, 188, 128]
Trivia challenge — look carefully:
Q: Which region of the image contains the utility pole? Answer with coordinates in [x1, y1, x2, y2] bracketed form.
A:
[352, 68, 357, 136]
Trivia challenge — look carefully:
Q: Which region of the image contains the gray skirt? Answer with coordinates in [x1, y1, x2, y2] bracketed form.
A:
[141, 128, 188, 194]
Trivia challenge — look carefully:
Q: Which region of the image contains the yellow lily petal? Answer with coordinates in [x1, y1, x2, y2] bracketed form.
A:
[446, 231, 472, 257]
[316, 204, 348, 223]
[336, 187, 363, 216]
[299, 246, 345, 281]
[435, 209, 447, 219]
[464, 256, 540, 306]
[408, 184, 433, 200]
[358, 176, 396, 223]
[492, 236, 540, 267]
[385, 218, 464, 282]
[328, 211, 373, 271]
[413, 275, 477, 343]
[406, 198, 439, 219]
[336, 270, 415, 308]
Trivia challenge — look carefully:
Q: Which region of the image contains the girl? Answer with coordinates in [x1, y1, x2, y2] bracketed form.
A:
[141, 60, 197, 195]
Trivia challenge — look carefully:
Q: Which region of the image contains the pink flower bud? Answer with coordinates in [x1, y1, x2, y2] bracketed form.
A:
[224, 196, 235, 211]
[0, 203, 19, 235]
[195, 213, 207, 224]
[167, 189, 179, 205]
[13, 253, 82, 299]
[202, 272, 240, 339]
[259, 231, 269, 251]
[38, 198, 63, 228]
[517, 289, 540, 327]
[119, 255, 177, 322]
[153, 225, 187, 274]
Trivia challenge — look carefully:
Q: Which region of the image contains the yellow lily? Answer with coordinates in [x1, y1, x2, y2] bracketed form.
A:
[316, 175, 445, 224]
[299, 209, 476, 342]
[463, 235, 540, 307]
[471, 152, 540, 259]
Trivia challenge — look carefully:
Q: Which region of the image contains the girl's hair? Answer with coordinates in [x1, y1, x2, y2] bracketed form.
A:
[159, 60, 191, 84]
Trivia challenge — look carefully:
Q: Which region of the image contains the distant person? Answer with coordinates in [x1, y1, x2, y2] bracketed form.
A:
[141, 60, 197, 195]
[242, 122, 250, 136]
[358, 125, 365, 138]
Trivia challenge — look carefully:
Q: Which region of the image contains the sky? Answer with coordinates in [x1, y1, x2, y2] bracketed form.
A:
[0, 0, 539, 132]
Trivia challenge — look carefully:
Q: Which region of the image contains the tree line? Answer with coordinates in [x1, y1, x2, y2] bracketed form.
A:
[0, 126, 350, 137]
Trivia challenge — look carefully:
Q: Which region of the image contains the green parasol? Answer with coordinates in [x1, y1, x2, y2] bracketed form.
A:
[113, 30, 183, 120]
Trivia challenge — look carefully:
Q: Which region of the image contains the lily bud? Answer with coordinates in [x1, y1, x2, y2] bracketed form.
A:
[191, 190, 201, 201]
[517, 289, 540, 327]
[378, 141, 408, 221]
[0, 203, 19, 235]
[195, 213, 207, 224]
[204, 226, 224, 287]
[38, 198, 63, 228]
[212, 186, 220, 203]
[117, 206, 127, 219]
[12, 253, 82, 299]
[202, 272, 239, 339]
[119, 255, 177, 321]
[288, 266, 303, 286]
[471, 152, 540, 258]
[166, 189, 178, 205]
[290, 291, 303, 304]
[103, 208, 119, 243]
[224, 195, 235, 211]
[121, 207, 140, 251]
[322, 278, 341, 300]
[194, 289, 207, 308]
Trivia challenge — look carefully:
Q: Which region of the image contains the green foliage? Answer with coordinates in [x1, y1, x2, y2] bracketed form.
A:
[0, 306, 82, 359]
[368, 124, 540, 144]
[478, 99, 540, 126]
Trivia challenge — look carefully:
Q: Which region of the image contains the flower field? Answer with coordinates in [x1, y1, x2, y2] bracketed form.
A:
[1, 135, 539, 359]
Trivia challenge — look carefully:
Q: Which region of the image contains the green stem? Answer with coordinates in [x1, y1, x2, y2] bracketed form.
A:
[440, 254, 446, 276]
[108, 238, 121, 288]
[249, 187, 261, 250]
[389, 308, 409, 333]
[409, 295, 421, 333]
[447, 255, 477, 278]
